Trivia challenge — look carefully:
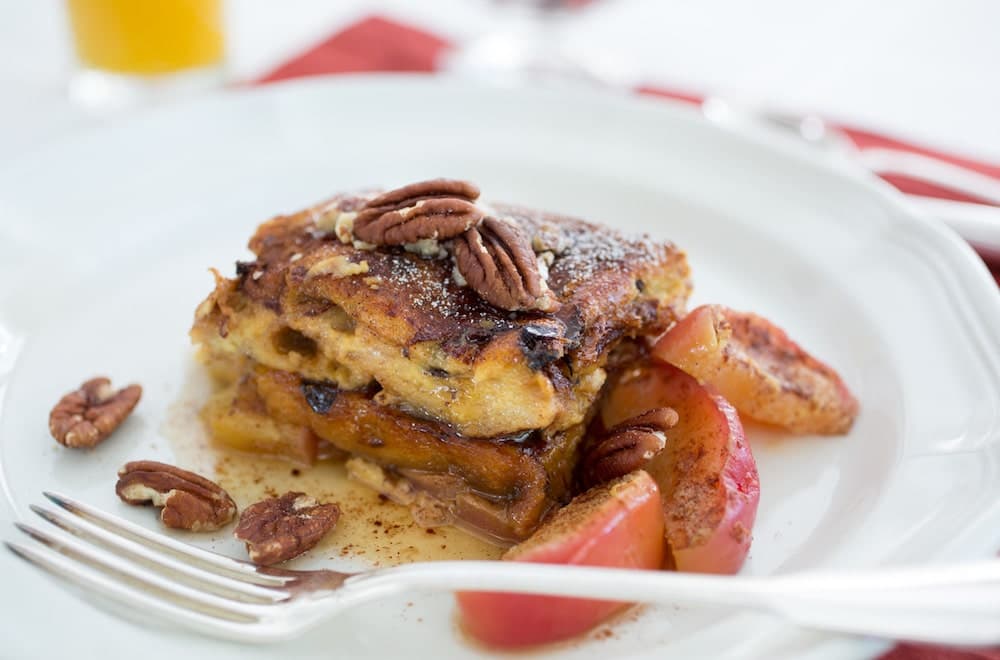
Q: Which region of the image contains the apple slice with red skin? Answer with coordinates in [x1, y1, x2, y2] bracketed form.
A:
[455, 470, 665, 649]
[601, 362, 760, 574]
[652, 304, 858, 435]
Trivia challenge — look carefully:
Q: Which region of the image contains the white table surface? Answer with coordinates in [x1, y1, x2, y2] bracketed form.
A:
[1, 0, 999, 164]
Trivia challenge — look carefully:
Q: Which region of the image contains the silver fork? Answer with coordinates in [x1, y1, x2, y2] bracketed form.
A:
[6, 491, 1000, 646]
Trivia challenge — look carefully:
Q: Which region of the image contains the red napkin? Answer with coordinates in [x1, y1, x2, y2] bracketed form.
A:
[251, 17, 1000, 659]
[881, 648, 1000, 660]
[255, 17, 448, 83]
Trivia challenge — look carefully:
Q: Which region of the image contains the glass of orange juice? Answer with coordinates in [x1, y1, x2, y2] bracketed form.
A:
[66, 0, 226, 110]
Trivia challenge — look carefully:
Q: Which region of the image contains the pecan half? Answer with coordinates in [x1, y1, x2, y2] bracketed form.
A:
[578, 408, 679, 489]
[49, 377, 142, 448]
[234, 492, 340, 565]
[352, 179, 484, 246]
[116, 461, 237, 531]
[453, 216, 560, 312]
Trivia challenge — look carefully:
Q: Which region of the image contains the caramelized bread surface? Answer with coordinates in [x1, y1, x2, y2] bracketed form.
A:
[205, 367, 583, 542]
[192, 197, 691, 438]
[191, 189, 692, 540]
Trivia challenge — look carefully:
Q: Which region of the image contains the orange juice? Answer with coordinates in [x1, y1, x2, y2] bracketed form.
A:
[67, 0, 224, 75]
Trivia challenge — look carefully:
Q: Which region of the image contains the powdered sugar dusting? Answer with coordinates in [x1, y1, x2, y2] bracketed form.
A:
[379, 253, 508, 323]
[497, 204, 668, 295]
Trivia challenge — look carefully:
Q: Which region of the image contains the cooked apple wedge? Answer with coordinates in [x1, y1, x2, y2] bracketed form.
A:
[455, 470, 665, 649]
[652, 305, 858, 435]
[601, 362, 759, 574]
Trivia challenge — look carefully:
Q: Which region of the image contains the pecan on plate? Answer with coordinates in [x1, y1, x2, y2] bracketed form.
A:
[578, 408, 679, 489]
[116, 461, 237, 531]
[234, 492, 340, 565]
[453, 216, 560, 312]
[352, 178, 484, 246]
[49, 377, 142, 448]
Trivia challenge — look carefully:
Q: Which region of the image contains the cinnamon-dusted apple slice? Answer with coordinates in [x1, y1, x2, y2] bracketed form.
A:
[652, 305, 858, 435]
[455, 470, 665, 649]
[601, 362, 759, 574]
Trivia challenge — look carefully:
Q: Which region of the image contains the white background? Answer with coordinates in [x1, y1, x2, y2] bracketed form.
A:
[1, 0, 999, 164]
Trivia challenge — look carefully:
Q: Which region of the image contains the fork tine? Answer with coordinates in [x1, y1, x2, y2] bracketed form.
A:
[30, 505, 289, 603]
[43, 491, 286, 585]
[6, 541, 287, 643]
[14, 522, 270, 622]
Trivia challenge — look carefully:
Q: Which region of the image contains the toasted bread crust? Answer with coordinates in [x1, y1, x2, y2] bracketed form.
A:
[191, 189, 693, 539]
[192, 195, 690, 437]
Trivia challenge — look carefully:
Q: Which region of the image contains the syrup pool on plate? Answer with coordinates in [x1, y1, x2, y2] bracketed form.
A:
[163, 366, 503, 568]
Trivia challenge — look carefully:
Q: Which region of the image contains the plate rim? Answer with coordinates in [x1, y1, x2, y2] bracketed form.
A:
[3, 72, 998, 316]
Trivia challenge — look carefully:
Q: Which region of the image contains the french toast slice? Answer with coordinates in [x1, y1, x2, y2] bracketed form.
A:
[191, 183, 691, 541]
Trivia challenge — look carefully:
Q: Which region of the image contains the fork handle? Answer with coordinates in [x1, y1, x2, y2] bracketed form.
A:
[343, 559, 1000, 646]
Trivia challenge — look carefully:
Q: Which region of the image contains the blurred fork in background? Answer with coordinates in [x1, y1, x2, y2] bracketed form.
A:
[701, 97, 1000, 256]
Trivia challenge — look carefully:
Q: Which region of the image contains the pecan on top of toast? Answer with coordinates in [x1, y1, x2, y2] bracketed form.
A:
[352, 178, 484, 246]
[324, 179, 559, 313]
[454, 216, 561, 313]
[312, 178, 684, 317]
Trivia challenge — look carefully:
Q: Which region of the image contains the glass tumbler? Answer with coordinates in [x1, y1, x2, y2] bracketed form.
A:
[66, 0, 226, 111]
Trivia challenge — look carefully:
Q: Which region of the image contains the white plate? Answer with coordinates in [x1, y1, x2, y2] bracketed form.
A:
[1, 76, 999, 660]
